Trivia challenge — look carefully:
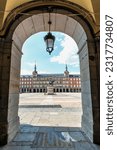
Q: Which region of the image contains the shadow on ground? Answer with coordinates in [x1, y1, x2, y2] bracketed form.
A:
[0, 124, 100, 150]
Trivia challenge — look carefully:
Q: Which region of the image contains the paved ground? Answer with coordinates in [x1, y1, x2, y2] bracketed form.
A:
[19, 93, 82, 127]
[0, 93, 100, 150]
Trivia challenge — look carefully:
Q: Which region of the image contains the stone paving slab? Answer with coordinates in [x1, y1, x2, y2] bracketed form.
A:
[13, 133, 36, 142]
[74, 142, 98, 150]
[18, 93, 82, 128]
[0, 94, 99, 150]
[31, 132, 73, 148]
[0, 126, 99, 150]
[20, 125, 39, 133]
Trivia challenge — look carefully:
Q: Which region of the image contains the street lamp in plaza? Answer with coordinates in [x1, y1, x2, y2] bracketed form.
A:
[44, 8, 55, 55]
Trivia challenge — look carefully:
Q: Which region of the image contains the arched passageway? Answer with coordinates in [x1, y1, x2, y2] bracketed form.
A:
[0, 0, 100, 145]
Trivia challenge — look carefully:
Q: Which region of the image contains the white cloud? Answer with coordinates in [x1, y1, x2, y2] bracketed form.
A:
[56, 37, 63, 42]
[21, 69, 32, 75]
[50, 35, 79, 67]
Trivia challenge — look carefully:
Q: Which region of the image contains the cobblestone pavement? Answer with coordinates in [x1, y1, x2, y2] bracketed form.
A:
[0, 93, 100, 150]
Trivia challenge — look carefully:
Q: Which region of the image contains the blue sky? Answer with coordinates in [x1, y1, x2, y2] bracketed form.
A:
[21, 32, 80, 75]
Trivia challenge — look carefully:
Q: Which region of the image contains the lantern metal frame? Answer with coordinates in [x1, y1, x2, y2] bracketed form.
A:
[44, 8, 55, 55]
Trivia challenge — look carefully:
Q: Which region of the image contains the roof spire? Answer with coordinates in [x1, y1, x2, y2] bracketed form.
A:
[64, 64, 69, 77]
[34, 61, 37, 72]
[32, 61, 38, 76]
[66, 64, 68, 71]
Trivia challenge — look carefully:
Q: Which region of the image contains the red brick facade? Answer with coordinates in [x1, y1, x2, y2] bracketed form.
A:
[20, 65, 81, 93]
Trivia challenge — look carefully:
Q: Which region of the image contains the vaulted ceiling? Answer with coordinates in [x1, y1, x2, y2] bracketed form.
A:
[0, 0, 100, 35]
[13, 13, 86, 51]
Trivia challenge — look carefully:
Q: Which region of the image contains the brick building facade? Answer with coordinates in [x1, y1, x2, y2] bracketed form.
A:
[20, 65, 81, 93]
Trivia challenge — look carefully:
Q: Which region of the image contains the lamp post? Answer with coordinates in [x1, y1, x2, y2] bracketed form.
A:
[44, 8, 55, 55]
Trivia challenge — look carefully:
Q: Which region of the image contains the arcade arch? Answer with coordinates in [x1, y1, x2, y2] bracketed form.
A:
[0, 1, 100, 145]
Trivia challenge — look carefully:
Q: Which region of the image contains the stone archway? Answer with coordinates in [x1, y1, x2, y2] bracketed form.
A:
[0, 0, 100, 145]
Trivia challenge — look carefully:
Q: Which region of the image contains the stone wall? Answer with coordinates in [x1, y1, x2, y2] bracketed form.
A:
[78, 38, 100, 144]
[91, 38, 100, 143]
[0, 38, 11, 145]
[78, 41, 93, 141]
[8, 42, 22, 142]
[0, 39, 22, 145]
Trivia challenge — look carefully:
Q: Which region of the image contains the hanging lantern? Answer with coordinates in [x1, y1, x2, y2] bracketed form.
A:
[44, 8, 55, 55]
[44, 31, 55, 55]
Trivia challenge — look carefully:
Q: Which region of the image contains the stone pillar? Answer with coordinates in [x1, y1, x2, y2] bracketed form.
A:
[8, 41, 22, 143]
[0, 38, 9, 145]
[90, 37, 100, 144]
[78, 38, 100, 144]
[78, 40, 93, 142]
[0, 38, 22, 145]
